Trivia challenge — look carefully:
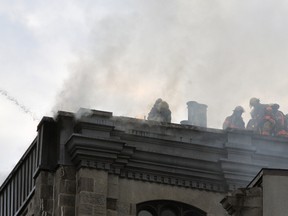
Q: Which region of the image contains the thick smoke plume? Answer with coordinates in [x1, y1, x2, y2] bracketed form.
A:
[0, 89, 39, 121]
[53, 1, 288, 128]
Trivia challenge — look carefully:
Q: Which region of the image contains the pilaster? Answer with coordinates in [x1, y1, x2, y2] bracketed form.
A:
[76, 168, 108, 216]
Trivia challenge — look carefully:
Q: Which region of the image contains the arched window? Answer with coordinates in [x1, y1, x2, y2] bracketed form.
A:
[160, 208, 177, 216]
[138, 210, 154, 216]
[137, 200, 206, 216]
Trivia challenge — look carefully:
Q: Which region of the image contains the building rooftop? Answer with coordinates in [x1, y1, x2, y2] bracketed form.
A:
[2, 108, 288, 215]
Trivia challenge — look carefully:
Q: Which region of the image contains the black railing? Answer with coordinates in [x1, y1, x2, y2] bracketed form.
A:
[0, 117, 57, 216]
[0, 138, 39, 216]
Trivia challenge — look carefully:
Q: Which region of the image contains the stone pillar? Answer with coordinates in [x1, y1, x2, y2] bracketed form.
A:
[33, 171, 55, 216]
[76, 168, 108, 216]
[107, 174, 135, 216]
[107, 174, 119, 216]
[54, 166, 76, 216]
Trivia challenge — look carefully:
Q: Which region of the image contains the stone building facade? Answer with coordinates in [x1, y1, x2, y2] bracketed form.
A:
[221, 168, 288, 216]
[1, 108, 288, 216]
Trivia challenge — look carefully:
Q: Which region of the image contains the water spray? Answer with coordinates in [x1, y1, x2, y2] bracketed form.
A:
[0, 89, 39, 121]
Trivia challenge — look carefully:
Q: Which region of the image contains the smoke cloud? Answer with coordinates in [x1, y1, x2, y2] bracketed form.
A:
[53, 0, 288, 128]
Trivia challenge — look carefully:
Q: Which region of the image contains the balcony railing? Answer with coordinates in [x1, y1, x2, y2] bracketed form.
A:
[0, 138, 40, 216]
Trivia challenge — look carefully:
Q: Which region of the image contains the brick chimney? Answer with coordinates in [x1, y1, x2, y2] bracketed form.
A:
[181, 101, 207, 127]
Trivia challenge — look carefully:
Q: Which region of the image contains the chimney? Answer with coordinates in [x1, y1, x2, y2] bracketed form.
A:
[181, 101, 208, 127]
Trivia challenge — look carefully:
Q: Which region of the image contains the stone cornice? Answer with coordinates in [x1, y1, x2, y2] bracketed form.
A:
[66, 132, 227, 192]
[61, 109, 288, 193]
[66, 134, 131, 165]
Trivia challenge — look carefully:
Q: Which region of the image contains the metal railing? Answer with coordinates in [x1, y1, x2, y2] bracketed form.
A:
[0, 138, 39, 216]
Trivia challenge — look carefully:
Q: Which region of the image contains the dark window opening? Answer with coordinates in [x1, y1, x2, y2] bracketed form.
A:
[160, 208, 177, 216]
[137, 200, 206, 216]
[138, 210, 154, 216]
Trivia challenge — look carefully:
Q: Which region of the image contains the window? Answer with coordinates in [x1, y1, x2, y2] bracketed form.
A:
[160, 208, 177, 216]
[137, 200, 206, 216]
[138, 210, 154, 216]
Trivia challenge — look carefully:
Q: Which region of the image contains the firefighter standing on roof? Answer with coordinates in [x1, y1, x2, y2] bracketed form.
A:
[248, 97, 285, 136]
[261, 105, 276, 136]
[223, 106, 245, 130]
[271, 104, 288, 137]
[247, 98, 267, 133]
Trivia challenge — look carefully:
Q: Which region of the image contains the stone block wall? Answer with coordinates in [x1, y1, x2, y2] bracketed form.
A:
[23, 166, 76, 216]
[34, 171, 54, 216]
[75, 168, 138, 216]
[19, 197, 36, 216]
[19, 165, 228, 216]
[117, 178, 226, 216]
[76, 168, 108, 216]
[54, 166, 76, 216]
[221, 187, 263, 216]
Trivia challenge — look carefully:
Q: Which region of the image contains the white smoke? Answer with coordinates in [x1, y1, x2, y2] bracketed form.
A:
[53, 0, 288, 128]
[0, 89, 39, 121]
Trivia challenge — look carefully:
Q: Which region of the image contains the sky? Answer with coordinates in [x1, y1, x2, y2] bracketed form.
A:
[1, 0, 288, 184]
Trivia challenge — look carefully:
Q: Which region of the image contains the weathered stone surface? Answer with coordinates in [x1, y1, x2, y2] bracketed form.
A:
[63, 166, 77, 180]
[107, 198, 117, 210]
[107, 209, 118, 216]
[78, 177, 94, 192]
[108, 174, 119, 199]
[117, 202, 130, 216]
[75, 169, 109, 215]
[37, 171, 54, 185]
[79, 192, 106, 206]
[61, 206, 76, 216]
[78, 204, 93, 215]
[221, 187, 263, 215]
[40, 184, 53, 199]
[56, 166, 76, 180]
[65, 179, 77, 194]
[21, 196, 36, 216]
[95, 178, 108, 194]
[130, 203, 136, 215]
[31, 170, 55, 215]
[77, 169, 108, 194]
[42, 199, 54, 212]
[93, 206, 106, 216]
[118, 178, 226, 215]
[59, 194, 76, 206]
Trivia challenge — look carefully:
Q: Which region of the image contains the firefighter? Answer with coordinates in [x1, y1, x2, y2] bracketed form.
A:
[248, 97, 267, 133]
[246, 118, 258, 131]
[249, 98, 266, 121]
[223, 106, 245, 130]
[147, 98, 172, 123]
[271, 104, 288, 137]
[286, 114, 288, 131]
[261, 105, 276, 136]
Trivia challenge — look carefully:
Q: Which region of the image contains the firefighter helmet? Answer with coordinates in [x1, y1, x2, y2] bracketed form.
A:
[271, 103, 280, 110]
[249, 97, 260, 107]
[233, 106, 245, 113]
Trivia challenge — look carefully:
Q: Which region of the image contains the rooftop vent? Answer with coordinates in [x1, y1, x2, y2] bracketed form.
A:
[181, 101, 208, 127]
